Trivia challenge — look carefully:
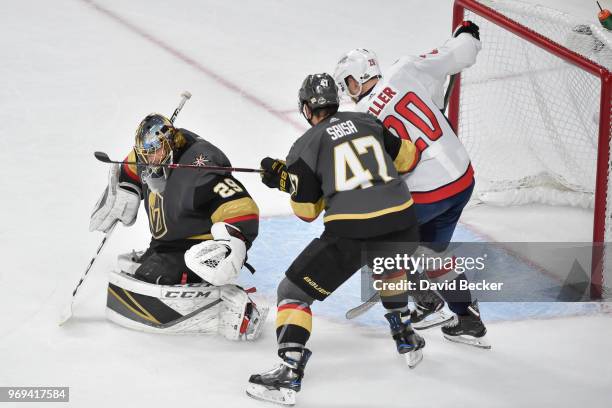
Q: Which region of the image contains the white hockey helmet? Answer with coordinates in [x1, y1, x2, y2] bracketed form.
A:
[333, 49, 382, 98]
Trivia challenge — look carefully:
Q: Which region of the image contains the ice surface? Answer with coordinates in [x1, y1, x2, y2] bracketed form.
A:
[1, 0, 610, 406]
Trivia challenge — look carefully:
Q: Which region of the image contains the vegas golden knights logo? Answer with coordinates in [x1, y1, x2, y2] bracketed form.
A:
[148, 192, 168, 239]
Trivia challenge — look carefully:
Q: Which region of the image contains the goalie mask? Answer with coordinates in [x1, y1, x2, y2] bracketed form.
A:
[134, 113, 175, 193]
[333, 48, 382, 98]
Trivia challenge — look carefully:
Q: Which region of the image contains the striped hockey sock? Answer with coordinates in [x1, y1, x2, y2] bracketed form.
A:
[276, 300, 312, 355]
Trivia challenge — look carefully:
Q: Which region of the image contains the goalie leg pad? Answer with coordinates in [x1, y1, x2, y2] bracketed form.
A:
[106, 270, 222, 334]
[108, 253, 269, 340]
[218, 285, 270, 341]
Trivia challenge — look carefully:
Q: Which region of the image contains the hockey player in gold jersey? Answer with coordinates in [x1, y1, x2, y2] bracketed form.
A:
[246, 74, 425, 405]
[90, 113, 266, 339]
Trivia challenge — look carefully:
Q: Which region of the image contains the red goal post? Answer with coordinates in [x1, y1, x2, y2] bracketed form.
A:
[448, 0, 612, 299]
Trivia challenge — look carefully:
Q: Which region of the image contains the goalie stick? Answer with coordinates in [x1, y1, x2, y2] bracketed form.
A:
[171, 91, 192, 123]
[58, 222, 117, 325]
[59, 91, 192, 326]
[345, 75, 459, 321]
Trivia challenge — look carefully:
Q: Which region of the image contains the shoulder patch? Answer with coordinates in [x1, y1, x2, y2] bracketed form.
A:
[192, 153, 209, 167]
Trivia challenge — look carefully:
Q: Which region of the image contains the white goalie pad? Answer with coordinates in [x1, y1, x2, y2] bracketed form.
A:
[218, 285, 269, 341]
[106, 253, 269, 340]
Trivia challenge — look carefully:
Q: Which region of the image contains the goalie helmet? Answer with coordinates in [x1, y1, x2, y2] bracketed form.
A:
[134, 113, 175, 193]
[333, 48, 382, 98]
[298, 73, 339, 120]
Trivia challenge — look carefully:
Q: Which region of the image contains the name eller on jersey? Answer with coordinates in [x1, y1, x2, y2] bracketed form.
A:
[368, 87, 397, 117]
[326, 120, 358, 140]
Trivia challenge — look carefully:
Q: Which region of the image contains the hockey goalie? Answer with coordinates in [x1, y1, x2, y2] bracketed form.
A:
[89, 113, 268, 340]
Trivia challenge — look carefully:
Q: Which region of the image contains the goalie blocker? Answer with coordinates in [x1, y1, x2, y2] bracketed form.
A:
[106, 251, 269, 340]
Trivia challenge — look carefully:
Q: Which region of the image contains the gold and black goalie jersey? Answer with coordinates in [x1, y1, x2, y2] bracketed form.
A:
[286, 111, 417, 239]
[119, 129, 259, 251]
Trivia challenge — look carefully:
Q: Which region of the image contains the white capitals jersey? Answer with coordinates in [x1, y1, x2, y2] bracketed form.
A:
[356, 33, 482, 204]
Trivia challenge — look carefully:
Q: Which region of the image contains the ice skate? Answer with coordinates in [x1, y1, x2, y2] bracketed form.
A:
[246, 349, 312, 405]
[442, 301, 491, 349]
[410, 290, 453, 330]
[385, 312, 425, 368]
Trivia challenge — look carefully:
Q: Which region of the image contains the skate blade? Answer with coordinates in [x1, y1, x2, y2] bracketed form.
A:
[443, 333, 491, 349]
[413, 310, 453, 330]
[403, 349, 423, 369]
[246, 383, 296, 406]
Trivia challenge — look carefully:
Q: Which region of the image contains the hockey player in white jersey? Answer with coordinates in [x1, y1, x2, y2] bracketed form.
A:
[334, 21, 489, 348]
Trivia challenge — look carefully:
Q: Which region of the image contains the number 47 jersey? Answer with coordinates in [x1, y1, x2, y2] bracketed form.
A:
[286, 111, 419, 239]
[356, 33, 482, 204]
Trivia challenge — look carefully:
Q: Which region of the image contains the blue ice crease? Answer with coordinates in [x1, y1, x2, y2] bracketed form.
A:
[239, 216, 601, 327]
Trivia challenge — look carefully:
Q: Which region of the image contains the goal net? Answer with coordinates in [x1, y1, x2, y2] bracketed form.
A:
[448, 0, 612, 298]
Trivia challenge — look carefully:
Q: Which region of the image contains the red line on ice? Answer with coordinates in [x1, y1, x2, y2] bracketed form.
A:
[79, 0, 306, 132]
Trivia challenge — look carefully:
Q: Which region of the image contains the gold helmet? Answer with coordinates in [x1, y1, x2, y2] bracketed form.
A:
[134, 113, 175, 166]
[134, 114, 175, 194]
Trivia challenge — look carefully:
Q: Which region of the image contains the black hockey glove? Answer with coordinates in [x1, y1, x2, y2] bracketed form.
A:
[260, 157, 290, 192]
[454, 20, 480, 40]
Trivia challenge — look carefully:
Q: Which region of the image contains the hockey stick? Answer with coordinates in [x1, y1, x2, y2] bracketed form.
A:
[59, 92, 193, 326]
[345, 74, 459, 321]
[345, 292, 380, 320]
[94, 151, 264, 173]
[171, 91, 192, 123]
[444, 74, 458, 112]
[58, 222, 117, 325]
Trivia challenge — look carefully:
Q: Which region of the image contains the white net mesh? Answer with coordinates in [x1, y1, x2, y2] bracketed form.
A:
[456, 0, 612, 296]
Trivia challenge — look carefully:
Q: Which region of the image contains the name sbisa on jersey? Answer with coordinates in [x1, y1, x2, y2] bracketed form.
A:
[326, 120, 358, 140]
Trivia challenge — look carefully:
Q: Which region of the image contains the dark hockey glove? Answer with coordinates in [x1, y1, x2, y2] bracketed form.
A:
[260, 157, 290, 192]
[454, 20, 480, 40]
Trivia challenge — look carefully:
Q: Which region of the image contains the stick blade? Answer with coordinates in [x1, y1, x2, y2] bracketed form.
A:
[181, 91, 192, 99]
[94, 151, 111, 163]
[58, 303, 73, 326]
[345, 292, 380, 320]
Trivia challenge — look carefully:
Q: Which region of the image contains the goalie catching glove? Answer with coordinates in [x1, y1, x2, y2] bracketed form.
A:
[90, 163, 141, 233]
[184, 222, 248, 286]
